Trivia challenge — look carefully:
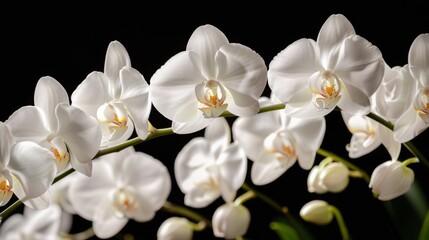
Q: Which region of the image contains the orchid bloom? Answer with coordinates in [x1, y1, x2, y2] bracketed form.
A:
[341, 112, 400, 160]
[68, 146, 171, 239]
[307, 158, 350, 194]
[157, 217, 194, 240]
[369, 159, 416, 201]
[175, 118, 247, 208]
[5, 76, 101, 177]
[0, 204, 64, 240]
[150, 24, 267, 134]
[71, 40, 151, 147]
[232, 96, 325, 185]
[268, 14, 384, 118]
[394, 33, 429, 143]
[0, 122, 56, 208]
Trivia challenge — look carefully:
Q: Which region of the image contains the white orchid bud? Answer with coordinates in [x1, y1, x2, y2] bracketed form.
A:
[319, 162, 350, 193]
[369, 160, 415, 201]
[307, 166, 328, 194]
[212, 203, 251, 239]
[300, 200, 333, 225]
[157, 217, 193, 240]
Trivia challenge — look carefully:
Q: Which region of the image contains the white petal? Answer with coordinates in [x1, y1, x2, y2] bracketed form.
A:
[5, 106, 49, 143]
[300, 200, 333, 225]
[212, 203, 250, 239]
[119, 67, 151, 140]
[34, 76, 69, 131]
[287, 116, 326, 152]
[173, 108, 214, 134]
[378, 125, 401, 160]
[9, 142, 56, 199]
[55, 104, 101, 173]
[150, 51, 205, 121]
[268, 38, 320, 102]
[186, 24, 229, 79]
[205, 118, 231, 157]
[68, 161, 116, 220]
[251, 160, 288, 185]
[216, 43, 267, 99]
[217, 142, 247, 191]
[0, 214, 24, 236]
[319, 162, 350, 192]
[121, 151, 171, 210]
[284, 103, 334, 119]
[157, 217, 194, 240]
[394, 107, 428, 143]
[105, 40, 131, 99]
[408, 33, 429, 86]
[71, 71, 111, 117]
[20, 190, 52, 209]
[93, 198, 128, 239]
[225, 88, 260, 117]
[317, 14, 355, 69]
[337, 84, 371, 115]
[185, 186, 219, 208]
[335, 35, 384, 97]
[0, 122, 14, 165]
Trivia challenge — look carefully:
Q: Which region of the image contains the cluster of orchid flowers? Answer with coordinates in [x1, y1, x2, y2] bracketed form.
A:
[0, 13, 427, 240]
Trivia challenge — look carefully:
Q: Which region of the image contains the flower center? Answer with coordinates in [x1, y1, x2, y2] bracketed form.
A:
[195, 80, 228, 118]
[48, 137, 70, 172]
[264, 129, 297, 166]
[0, 176, 13, 205]
[310, 71, 342, 110]
[97, 101, 129, 141]
[415, 88, 429, 123]
[113, 188, 139, 216]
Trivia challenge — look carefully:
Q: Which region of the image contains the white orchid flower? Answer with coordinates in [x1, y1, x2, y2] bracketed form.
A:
[232, 96, 325, 185]
[369, 159, 416, 201]
[212, 202, 251, 239]
[175, 118, 247, 208]
[68, 146, 171, 239]
[71, 40, 151, 147]
[5, 76, 101, 177]
[268, 14, 384, 118]
[0, 204, 64, 240]
[0, 122, 56, 208]
[394, 33, 429, 143]
[341, 112, 401, 160]
[150, 24, 267, 134]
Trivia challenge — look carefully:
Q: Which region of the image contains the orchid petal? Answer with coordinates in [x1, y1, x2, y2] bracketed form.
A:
[93, 198, 128, 239]
[251, 160, 288, 185]
[20, 190, 52, 210]
[394, 107, 428, 143]
[0, 122, 14, 165]
[105, 41, 131, 99]
[205, 118, 231, 157]
[225, 88, 260, 117]
[337, 84, 371, 115]
[287, 117, 326, 152]
[268, 38, 320, 102]
[6, 106, 49, 143]
[408, 33, 429, 86]
[217, 142, 247, 191]
[378, 125, 401, 160]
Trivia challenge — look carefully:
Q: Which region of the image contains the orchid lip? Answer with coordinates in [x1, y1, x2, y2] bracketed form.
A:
[195, 80, 228, 118]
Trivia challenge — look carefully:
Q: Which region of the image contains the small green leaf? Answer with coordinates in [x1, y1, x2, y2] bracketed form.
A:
[418, 210, 429, 240]
[270, 221, 300, 240]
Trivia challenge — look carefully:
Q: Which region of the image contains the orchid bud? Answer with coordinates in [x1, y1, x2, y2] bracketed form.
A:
[300, 200, 333, 225]
[319, 162, 350, 193]
[157, 217, 193, 240]
[369, 160, 415, 201]
[212, 203, 250, 239]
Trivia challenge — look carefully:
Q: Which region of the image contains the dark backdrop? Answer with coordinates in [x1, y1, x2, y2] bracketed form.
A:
[1, 2, 428, 240]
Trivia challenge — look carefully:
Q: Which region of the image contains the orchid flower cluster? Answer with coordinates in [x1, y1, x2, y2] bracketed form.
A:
[0, 13, 428, 240]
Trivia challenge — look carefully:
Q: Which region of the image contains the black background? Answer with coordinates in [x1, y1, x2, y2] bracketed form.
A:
[1, 2, 428, 240]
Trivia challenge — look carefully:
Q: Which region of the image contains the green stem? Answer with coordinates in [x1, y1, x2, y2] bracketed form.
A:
[220, 103, 285, 117]
[367, 112, 429, 169]
[234, 190, 257, 205]
[317, 148, 370, 183]
[328, 205, 350, 240]
[0, 200, 23, 221]
[161, 201, 212, 230]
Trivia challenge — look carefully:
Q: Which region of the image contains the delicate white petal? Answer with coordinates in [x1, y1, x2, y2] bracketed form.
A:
[284, 103, 334, 119]
[319, 162, 350, 192]
[337, 84, 371, 115]
[205, 118, 231, 158]
[317, 14, 355, 69]
[55, 104, 101, 175]
[251, 160, 288, 185]
[9, 142, 56, 199]
[150, 51, 205, 121]
[68, 161, 116, 220]
[300, 200, 333, 225]
[335, 35, 384, 97]
[172, 103, 214, 134]
[295, 147, 316, 170]
[307, 166, 328, 194]
[71, 71, 111, 117]
[23, 204, 62, 236]
[93, 198, 128, 239]
[186, 24, 229, 79]
[34, 76, 69, 131]
[0, 122, 14, 165]
[119, 67, 151, 140]
[225, 88, 260, 117]
[21, 190, 52, 209]
[157, 217, 194, 240]
[217, 43, 267, 99]
[5, 106, 49, 143]
[185, 186, 219, 208]
[408, 33, 429, 86]
[268, 38, 321, 102]
[121, 151, 171, 210]
[394, 107, 428, 143]
[217, 142, 247, 191]
[378, 125, 401, 160]
[285, 83, 314, 108]
[212, 203, 250, 239]
[0, 214, 24, 236]
[105, 40, 131, 99]
[287, 117, 326, 152]
[173, 117, 214, 135]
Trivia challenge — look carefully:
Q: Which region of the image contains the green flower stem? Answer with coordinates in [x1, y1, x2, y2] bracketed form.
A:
[0, 200, 22, 222]
[317, 148, 370, 183]
[234, 190, 257, 205]
[220, 103, 286, 117]
[241, 183, 308, 239]
[328, 205, 350, 240]
[161, 201, 212, 230]
[367, 112, 429, 169]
